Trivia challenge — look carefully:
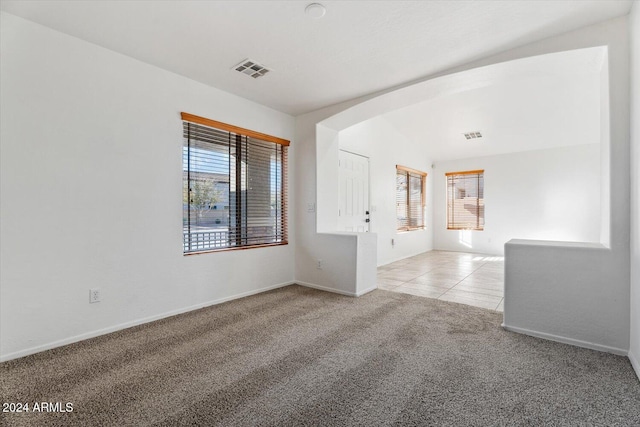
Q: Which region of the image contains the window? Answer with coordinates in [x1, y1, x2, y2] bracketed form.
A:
[182, 113, 288, 254]
[396, 165, 427, 231]
[446, 170, 484, 230]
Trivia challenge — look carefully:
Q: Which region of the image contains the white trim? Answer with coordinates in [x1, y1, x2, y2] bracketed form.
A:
[296, 281, 359, 297]
[629, 350, 640, 381]
[296, 281, 378, 297]
[0, 281, 295, 363]
[502, 323, 627, 356]
[379, 249, 430, 268]
[356, 285, 377, 296]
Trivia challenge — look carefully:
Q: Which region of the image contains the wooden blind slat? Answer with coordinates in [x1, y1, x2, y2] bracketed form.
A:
[181, 112, 290, 146]
[397, 164, 428, 177]
[445, 169, 484, 176]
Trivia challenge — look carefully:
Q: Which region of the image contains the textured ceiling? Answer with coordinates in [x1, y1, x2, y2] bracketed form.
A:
[0, 0, 632, 115]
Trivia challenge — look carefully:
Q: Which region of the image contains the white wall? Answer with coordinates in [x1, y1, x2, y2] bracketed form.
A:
[599, 50, 611, 248]
[433, 144, 601, 255]
[504, 240, 624, 354]
[498, 18, 630, 354]
[297, 16, 630, 354]
[0, 12, 295, 361]
[294, 107, 365, 296]
[629, 2, 640, 380]
[339, 117, 434, 266]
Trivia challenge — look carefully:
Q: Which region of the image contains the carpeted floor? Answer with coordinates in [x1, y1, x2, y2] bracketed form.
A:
[1, 285, 639, 426]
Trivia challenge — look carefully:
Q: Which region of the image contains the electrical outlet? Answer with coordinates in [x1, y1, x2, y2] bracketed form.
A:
[317, 259, 323, 269]
[89, 288, 101, 303]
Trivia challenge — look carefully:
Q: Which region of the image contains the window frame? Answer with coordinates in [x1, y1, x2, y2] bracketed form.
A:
[396, 165, 427, 232]
[445, 169, 484, 231]
[182, 112, 289, 255]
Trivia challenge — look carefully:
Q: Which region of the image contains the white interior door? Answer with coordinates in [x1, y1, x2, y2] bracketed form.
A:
[338, 150, 370, 232]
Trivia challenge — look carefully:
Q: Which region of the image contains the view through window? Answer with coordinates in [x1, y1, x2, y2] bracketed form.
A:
[182, 113, 288, 254]
[396, 165, 427, 231]
[446, 170, 484, 230]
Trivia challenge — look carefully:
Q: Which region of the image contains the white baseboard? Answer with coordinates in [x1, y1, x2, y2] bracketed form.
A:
[296, 281, 377, 297]
[629, 350, 640, 382]
[501, 323, 628, 356]
[0, 281, 295, 363]
[379, 249, 432, 267]
[356, 285, 377, 296]
[296, 281, 356, 297]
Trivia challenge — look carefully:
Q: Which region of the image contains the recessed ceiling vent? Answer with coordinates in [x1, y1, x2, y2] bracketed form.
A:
[233, 59, 271, 79]
[463, 131, 483, 140]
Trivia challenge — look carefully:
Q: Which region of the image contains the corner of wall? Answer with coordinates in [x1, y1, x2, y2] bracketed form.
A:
[599, 48, 611, 248]
[628, 0, 640, 381]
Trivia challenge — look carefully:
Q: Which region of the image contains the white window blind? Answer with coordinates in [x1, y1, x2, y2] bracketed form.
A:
[396, 165, 426, 231]
[446, 170, 484, 230]
[182, 113, 288, 254]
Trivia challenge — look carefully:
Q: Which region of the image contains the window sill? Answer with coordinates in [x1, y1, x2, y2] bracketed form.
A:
[183, 241, 288, 256]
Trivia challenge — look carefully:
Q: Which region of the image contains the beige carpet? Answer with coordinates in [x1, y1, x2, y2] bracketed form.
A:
[1, 285, 639, 426]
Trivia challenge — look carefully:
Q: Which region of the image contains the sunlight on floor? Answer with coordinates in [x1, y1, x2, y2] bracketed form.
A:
[472, 256, 504, 262]
[377, 250, 504, 312]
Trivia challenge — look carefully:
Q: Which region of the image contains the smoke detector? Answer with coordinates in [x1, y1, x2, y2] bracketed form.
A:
[233, 59, 271, 79]
[463, 131, 483, 140]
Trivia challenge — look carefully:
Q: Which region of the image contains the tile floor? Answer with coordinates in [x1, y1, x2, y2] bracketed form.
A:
[377, 250, 505, 312]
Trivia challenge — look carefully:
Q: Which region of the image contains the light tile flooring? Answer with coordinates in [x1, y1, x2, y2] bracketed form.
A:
[377, 250, 505, 312]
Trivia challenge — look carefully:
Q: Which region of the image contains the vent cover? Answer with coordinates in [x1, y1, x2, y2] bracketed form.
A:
[233, 59, 271, 79]
[463, 131, 483, 140]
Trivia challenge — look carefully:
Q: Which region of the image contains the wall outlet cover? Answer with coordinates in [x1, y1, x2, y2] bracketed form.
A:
[89, 288, 101, 303]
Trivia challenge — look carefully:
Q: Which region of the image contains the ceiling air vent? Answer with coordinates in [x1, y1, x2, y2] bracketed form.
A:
[233, 59, 271, 79]
[463, 131, 483, 140]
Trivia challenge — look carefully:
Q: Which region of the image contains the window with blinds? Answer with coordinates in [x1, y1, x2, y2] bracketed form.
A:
[446, 170, 484, 230]
[396, 165, 427, 231]
[182, 113, 288, 254]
